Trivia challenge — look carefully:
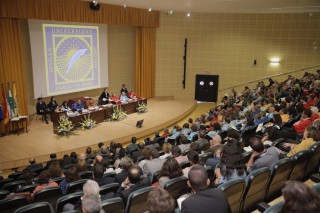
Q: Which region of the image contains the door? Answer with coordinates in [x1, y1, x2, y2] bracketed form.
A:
[195, 75, 219, 102]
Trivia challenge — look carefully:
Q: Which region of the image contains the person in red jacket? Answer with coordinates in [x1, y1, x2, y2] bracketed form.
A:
[293, 108, 312, 133]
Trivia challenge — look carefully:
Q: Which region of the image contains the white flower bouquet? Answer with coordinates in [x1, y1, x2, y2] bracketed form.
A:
[57, 115, 74, 134]
[79, 113, 96, 130]
[111, 105, 127, 121]
[137, 101, 148, 113]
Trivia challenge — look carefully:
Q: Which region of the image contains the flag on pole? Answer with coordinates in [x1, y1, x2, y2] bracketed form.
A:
[1, 84, 9, 125]
[12, 82, 20, 116]
[7, 84, 15, 119]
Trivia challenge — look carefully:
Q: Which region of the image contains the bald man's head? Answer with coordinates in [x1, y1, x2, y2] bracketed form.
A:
[128, 166, 141, 184]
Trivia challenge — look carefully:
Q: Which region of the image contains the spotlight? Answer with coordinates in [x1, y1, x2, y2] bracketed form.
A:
[90, 1, 100, 11]
[123, 4, 127, 9]
[148, 7, 152, 12]
[187, 12, 191, 17]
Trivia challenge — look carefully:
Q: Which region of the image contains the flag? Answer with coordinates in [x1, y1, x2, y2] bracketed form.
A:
[1, 84, 9, 125]
[12, 82, 19, 116]
[7, 84, 15, 119]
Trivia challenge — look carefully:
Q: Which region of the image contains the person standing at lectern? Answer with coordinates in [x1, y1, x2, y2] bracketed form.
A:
[120, 84, 128, 95]
[99, 88, 110, 105]
[47, 96, 58, 113]
[36, 97, 49, 124]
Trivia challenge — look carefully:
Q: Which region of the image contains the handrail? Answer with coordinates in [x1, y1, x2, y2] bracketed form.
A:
[218, 64, 320, 92]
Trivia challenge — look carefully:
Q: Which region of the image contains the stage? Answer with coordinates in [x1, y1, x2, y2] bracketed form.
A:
[0, 98, 196, 171]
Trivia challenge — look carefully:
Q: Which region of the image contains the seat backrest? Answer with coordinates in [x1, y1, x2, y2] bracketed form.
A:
[50, 177, 65, 185]
[33, 186, 62, 207]
[179, 161, 190, 170]
[265, 158, 293, 202]
[200, 152, 213, 163]
[56, 191, 83, 213]
[264, 201, 284, 213]
[99, 183, 119, 196]
[151, 170, 161, 184]
[304, 142, 320, 180]
[66, 179, 88, 194]
[289, 150, 312, 181]
[0, 195, 29, 213]
[16, 184, 39, 193]
[242, 151, 253, 163]
[0, 189, 10, 200]
[218, 179, 246, 213]
[15, 201, 54, 213]
[79, 171, 92, 179]
[101, 197, 124, 213]
[8, 172, 24, 180]
[3, 180, 26, 193]
[241, 167, 271, 213]
[103, 172, 116, 178]
[164, 176, 189, 200]
[125, 186, 154, 213]
[0, 178, 14, 189]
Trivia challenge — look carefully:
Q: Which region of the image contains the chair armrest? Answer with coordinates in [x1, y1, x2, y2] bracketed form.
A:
[310, 174, 320, 183]
[256, 202, 270, 212]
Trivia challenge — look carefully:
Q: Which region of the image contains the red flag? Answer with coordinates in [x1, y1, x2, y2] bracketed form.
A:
[1, 84, 9, 125]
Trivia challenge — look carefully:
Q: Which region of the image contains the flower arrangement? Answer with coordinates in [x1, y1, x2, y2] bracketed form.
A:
[137, 101, 148, 113]
[57, 115, 74, 134]
[79, 113, 96, 130]
[111, 105, 127, 121]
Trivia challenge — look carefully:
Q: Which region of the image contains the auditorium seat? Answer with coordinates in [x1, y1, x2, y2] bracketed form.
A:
[56, 191, 83, 213]
[0, 178, 14, 189]
[304, 142, 320, 180]
[151, 170, 161, 184]
[125, 186, 154, 213]
[264, 158, 293, 202]
[3, 180, 26, 193]
[182, 149, 190, 156]
[101, 197, 124, 213]
[0, 189, 9, 200]
[312, 183, 320, 193]
[289, 150, 312, 181]
[14, 201, 54, 213]
[240, 167, 271, 213]
[66, 179, 88, 194]
[8, 172, 24, 180]
[191, 134, 198, 142]
[50, 177, 64, 185]
[0, 195, 29, 213]
[16, 184, 39, 193]
[257, 201, 283, 213]
[179, 161, 190, 170]
[242, 151, 253, 163]
[99, 183, 119, 196]
[218, 179, 245, 213]
[103, 172, 116, 178]
[79, 171, 92, 179]
[164, 176, 189, 201]
[33, 186, 62, 208]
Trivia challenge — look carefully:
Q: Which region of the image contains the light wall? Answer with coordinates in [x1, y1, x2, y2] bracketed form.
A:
[155, 12, 320, 101]
[21, 21, 135, 114]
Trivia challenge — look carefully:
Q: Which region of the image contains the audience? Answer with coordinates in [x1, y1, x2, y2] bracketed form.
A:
[171, 146, 188, 164]
[59, 165, 80, 195]
[140, 147, 165, 182]
[31, 170, 58, 198]
[158, 157, 183, 188]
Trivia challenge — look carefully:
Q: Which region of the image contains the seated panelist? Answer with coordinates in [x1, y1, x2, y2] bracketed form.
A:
[86, 99, 96, 108]
[120, 91, 130, 104]
[60, 101, 71, 112]
[128, 90, 137, 99]
[73, 99, 84, 112]
[110, 93, 120, 104]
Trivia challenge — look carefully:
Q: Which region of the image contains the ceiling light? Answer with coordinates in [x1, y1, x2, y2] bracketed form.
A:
[148, 8, 152, 12]
[123, 4, 127, 9]
[167, 10, 173, 15]
[187, 12, 191, 17]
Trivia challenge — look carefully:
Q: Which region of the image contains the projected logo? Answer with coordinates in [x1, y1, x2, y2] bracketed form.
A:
[43, 24, 100, 95]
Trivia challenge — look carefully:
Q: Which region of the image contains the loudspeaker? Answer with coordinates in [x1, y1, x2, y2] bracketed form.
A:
[254, 59, 257, 65]
[90, 2, 100, 11]
[136, 119, 144, 128]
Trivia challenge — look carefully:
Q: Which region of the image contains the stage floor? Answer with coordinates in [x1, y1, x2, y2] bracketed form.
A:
[0, 98, 196, 170]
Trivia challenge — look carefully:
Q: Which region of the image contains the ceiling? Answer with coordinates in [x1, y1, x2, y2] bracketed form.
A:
[94, 0, 320, 14]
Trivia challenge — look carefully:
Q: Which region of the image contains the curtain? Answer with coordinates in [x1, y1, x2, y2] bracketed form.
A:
[0, 18, 28, 133]
[135, 27, 156, 98]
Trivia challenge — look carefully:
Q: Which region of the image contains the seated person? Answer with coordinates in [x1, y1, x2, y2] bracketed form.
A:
[36, 97, 49, 124]
[98, 88, 110, 105]
[86, 98, 96, 108]
[73, 99, 84, 112]
[127, 90, 137, 99]
[31, 170, 58, 198]
[110, 93, 120, 104]
[47, 96, 58, 113]
[120, 91, 130, 104]
[60, 101, 71, 111]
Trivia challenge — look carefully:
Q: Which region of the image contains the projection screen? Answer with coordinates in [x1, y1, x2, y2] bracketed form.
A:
[28, 20, 109, 98]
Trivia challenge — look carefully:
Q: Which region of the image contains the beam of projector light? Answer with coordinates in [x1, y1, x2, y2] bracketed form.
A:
[66, 48, 88, 74]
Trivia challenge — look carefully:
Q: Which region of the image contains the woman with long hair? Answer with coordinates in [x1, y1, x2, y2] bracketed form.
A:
[158, 157, 183, 188]
[214, 141, 247, 185]
[59, 165, 81, 195]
